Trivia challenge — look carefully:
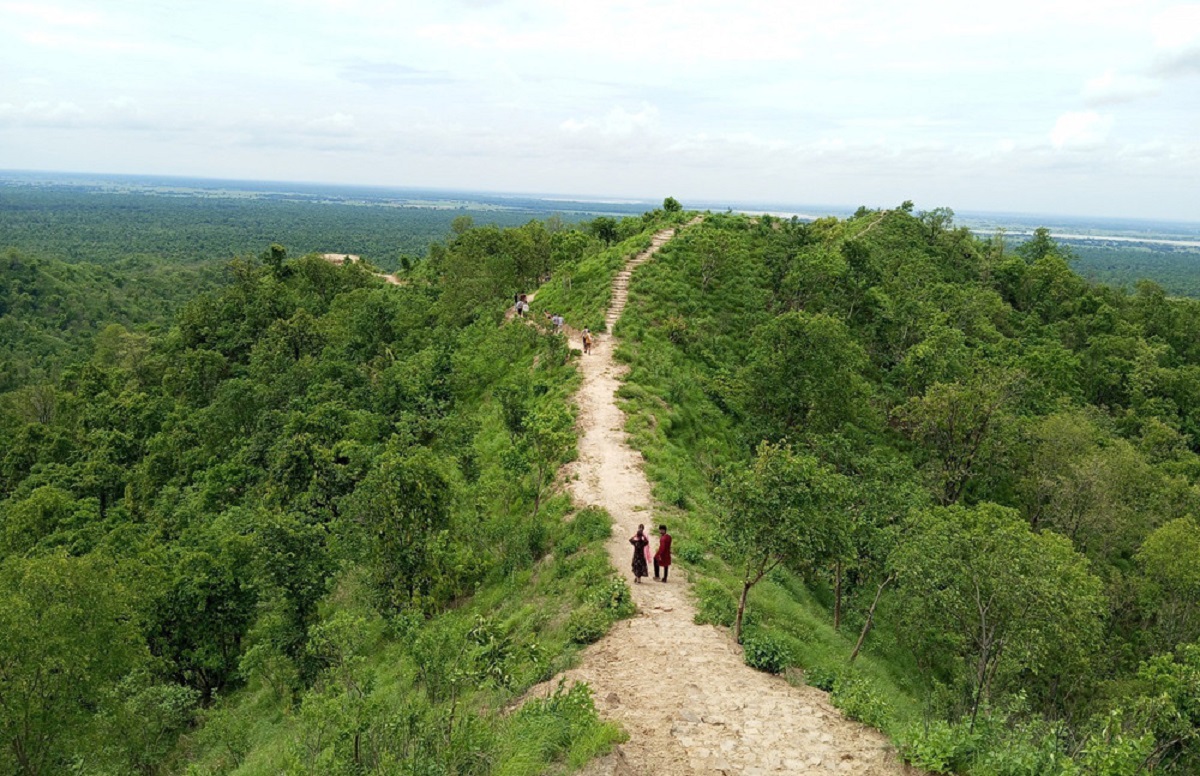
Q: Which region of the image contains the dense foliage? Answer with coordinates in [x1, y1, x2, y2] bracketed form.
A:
[0, 212, 669, 775]
[1072, 245, 1200, 298]
[0, 249, 223, 391]
[5, 186, 1200, 775]
[0, 185, 580, 271]
[615, 207, 1200, 773]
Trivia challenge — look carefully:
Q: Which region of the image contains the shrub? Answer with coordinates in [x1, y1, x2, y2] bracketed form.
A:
[675, 542, 704, 565]
[830, 674, 892, 730]
[504, 680, 625, 772]
[556, 533, 582, 556]
[803, 662, 844, 692]
[570, 506, 612, 542]
[565, 603, 611, 644]
[899, 720, 958, 774]
[898, 719, 978, 774]
[587, 578, 635, 619]
[741, 630, 792, 674]
[692, 579, 736, 627]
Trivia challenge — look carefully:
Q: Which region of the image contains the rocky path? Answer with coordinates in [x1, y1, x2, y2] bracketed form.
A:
[538, 221, 913, 775]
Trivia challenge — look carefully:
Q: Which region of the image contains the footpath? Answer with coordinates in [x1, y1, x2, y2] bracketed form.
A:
[532, 221, 914, 775]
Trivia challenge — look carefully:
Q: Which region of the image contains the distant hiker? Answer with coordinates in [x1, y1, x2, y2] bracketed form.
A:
[654, 524, 672, 582]
[517, 299, 528, 317]
[552, 313, 564, 331]
[582, 328, 593, 354]
[630, 524, 650, 583]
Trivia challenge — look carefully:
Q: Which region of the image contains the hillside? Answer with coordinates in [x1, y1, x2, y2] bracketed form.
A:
[0, 249, 223, 391]
[2, 200, 1199, 775]
[613, 207, 1200, 773]
[0, 209, 676, 775]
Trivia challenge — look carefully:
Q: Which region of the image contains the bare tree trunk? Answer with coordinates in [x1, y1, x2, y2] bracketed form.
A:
[735, 581, 752, 644]
[850, 573, 894, 663]
[970, 645, 993, 731]
[833, 560, 843, 630]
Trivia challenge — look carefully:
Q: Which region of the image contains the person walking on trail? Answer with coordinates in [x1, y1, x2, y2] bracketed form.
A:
[630, 524, 650, 583]
[654, 524, 672, 582]
[582, 328, 593, 354]
[552, 313, 564, 331]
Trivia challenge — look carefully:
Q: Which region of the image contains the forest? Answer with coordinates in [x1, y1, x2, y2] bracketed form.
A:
[611, 206, 1200, 774]
[0, 204, 676, 774]
[2, 190, 1200, 774]
[0, 182, 567, 270]
[1072, 244, 1200, 298]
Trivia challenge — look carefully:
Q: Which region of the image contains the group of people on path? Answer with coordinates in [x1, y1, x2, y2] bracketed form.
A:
[512, 294, 595, 355]
[630, 524, 672, 583]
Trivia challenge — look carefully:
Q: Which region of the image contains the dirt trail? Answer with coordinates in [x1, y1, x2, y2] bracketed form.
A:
[537, 222, 913, 775]
[321, 253, 404, 285]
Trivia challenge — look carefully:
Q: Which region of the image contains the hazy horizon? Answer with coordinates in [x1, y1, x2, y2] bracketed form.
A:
[7, 168, 1200, 235]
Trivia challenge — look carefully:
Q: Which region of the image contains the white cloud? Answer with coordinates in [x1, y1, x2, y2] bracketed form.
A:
[1151, 44, 1200, 76]
[0, 100, 86, 126]
[1146, 4, 1200, 76]
[560, 104, 660, 137]
[1150, 4, 1200, 49]
[307, 112, 356, 134]
[1083, 70, 1162, 105]
[1050, 111, 1113, 149]
[0, 2, 102, 26]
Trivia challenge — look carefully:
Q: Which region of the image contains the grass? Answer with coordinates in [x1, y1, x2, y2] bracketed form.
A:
[530, 218, 678, 334]
[176, 497, 632, 775]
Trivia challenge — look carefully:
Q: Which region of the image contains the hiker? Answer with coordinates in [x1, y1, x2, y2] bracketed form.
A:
[630, 524, 649, 583]
[654, 524, 672, 582]
[552, 313, 564, 331]
[582, 328, 593, 354]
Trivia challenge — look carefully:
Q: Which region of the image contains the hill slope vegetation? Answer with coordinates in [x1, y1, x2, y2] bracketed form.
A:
[614, 207, 1200, 773]
[3, 199, 1200, 775]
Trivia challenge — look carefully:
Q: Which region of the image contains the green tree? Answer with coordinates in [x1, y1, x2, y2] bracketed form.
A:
[341, 449, 452, 612]
[892, 372, 1020, 505]
[662, 196, 683, 213]
[254, 511, 335, 679]
[1017, 226, 1075, 264]
[147, 532, 258, 700]
[738, 311, 871, 440]
[589, 217, 618, 244]
[524, 400, 575, 517]
[716, 441, 850, 642]
[890, 503, 1104, 726]
[1136, 517, 1200, 649]
[0, 552, 145, 775]
[0, 486, 93, 556]
[450, 214, 474, 235]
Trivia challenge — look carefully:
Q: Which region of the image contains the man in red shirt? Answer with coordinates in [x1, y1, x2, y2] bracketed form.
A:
[654, 524, 672, 582]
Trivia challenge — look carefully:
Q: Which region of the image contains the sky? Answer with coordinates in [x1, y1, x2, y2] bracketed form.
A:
[2, 0, 1199, 221]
